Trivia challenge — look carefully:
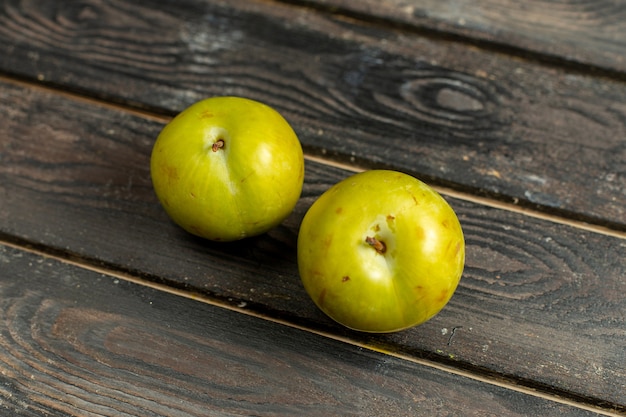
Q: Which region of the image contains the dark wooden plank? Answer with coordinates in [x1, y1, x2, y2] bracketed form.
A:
[0, 0, 625, 229]
[1, 243, 607, 417]
[1, 80, 625, 411]
[294, 0, 626, 75]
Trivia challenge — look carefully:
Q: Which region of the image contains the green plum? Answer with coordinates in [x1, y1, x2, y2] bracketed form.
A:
[297, 170, 465, 332]
[151, 96, 304, 241]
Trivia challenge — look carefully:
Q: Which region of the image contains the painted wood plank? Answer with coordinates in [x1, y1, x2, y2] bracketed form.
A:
[0, 244, 608, 416]
[1, 80, 624, 411]
[0, 0, 624, 229]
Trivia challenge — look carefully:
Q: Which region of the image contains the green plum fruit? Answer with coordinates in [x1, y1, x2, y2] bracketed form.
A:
[151, 96, 304, 241]
[297, 170, 465, 332]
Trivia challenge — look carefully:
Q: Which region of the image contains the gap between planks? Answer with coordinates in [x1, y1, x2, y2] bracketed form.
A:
[2, 73, 625, 242]
[0, 237, 622, 417]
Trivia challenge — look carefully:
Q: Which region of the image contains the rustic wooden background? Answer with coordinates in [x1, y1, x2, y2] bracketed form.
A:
[0, 0, 624, 415]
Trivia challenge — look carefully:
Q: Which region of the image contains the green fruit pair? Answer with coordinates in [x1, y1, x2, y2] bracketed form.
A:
[151, 96, 464, 333]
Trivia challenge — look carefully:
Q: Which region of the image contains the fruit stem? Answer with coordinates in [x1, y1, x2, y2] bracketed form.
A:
[365, 236, 386, 254]
[212, 139, 225, 152]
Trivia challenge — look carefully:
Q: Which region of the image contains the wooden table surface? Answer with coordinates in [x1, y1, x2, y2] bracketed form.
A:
[1, 1, 625, 415]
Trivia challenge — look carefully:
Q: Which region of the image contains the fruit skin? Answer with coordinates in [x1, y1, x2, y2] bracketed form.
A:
[151, 96, 304, 241]
[297, 170, 465, 333]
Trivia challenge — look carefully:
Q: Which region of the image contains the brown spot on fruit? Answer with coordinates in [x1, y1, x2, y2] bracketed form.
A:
[188, 225, 203, 235]
[200, 110, 214, 119]
[239, 172, 254, 183]
[318, 288, 327, 307]
[342, 276, 350, 283]
[161, 164, 179, 185]
[442, 219, 450, 229]
[387, 214, 395, 221]
[335, 207, 343, 214]
[436, 289, 448, 302]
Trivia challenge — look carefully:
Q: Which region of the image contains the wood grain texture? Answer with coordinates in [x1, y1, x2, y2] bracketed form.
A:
[1, 80, 624, 411]
[0, 244, 606, 417]
[0, 0, 625, 229]
[292, 0, 626, 74]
